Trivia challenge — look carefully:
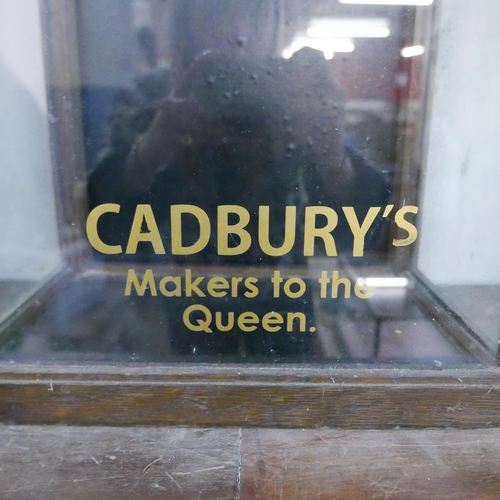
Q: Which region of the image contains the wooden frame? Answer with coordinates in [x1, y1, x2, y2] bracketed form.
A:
[1, 364, 500, 428]
[391, 1, 441, 272]
[0, 0, 499, 430]
[41, 0, 90, 268]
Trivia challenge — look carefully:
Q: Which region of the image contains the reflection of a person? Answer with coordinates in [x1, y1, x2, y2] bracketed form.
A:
[88, 0, 390, 359]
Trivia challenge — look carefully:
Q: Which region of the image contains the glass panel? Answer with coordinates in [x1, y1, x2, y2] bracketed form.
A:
[0, 1, 62, 327]
[416, 0, 500, 355]
[0, 0, 498, 367]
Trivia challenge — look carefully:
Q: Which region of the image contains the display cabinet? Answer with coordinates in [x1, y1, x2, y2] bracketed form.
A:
[1, 0, 499, 431]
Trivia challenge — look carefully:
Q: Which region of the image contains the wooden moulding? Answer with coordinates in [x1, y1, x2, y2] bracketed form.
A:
[1, 364, 500, 428]
[41, 0, 91, 269]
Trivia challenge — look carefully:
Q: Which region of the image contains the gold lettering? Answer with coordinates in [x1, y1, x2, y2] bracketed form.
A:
[125, 268, 157, 296]
[159, 276, 181, 297]
[207, 277, 229, 298]
[183, 304, 212, 333]
[231, 277, 243, 297]
[283, 277, 306, 299]
[331, 271, 351, 299]
[126, 204, 165, 255]
[237, 312, 259, 332]
[244, 277, 259, 298]
[215, 311, 234, 332]
[319, 271, 330, 299]
[393, 206, 419, 247]
[262, 312, 284, 332]
[258, 206, 296, 256]
[354, 283, 375, 299]
[184, 269, 206, 297]
[171, 205, 211, 255]
[217, 205, 251, 256]
[303, 207, 338, 257]
[271, 270, 283, 298]
[286, 312, 306, 332]
[86, 203, 122, 254]
[342, 207, 381, 257]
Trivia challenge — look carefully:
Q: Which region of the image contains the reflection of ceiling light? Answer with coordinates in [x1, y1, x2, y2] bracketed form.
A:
[282, 37, 355, 60]
[340, 0, 432, 5]
[401, 45, 425, 57]
[307, 18, 390, 38]
[357, 277, 409, 288]
[302, 38, 355, 53]
[307, 26, 390, 38]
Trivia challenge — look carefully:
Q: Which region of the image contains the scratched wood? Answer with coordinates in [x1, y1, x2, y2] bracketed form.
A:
[1, 365, 500, 428]
[2, 425, 500, 499]
[0, 425, 239, 500]
[241, 428, 500, 499]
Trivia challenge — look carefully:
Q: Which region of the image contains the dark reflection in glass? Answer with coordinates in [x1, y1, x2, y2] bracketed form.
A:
[0, 0, 495, 367]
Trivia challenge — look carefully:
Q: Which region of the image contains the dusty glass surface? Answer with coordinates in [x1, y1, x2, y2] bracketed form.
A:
[0, 0, 498, 367]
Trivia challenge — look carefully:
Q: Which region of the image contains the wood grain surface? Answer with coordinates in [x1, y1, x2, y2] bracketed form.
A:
[1, 364, 500, 429]
[241, 428, 500, 499]
[0, 425, 240, 500]
[1, 425, 500, 499]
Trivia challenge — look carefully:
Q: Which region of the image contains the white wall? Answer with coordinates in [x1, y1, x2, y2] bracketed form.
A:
[417, 0, 500, 285]
[0, 0, 61, 280]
